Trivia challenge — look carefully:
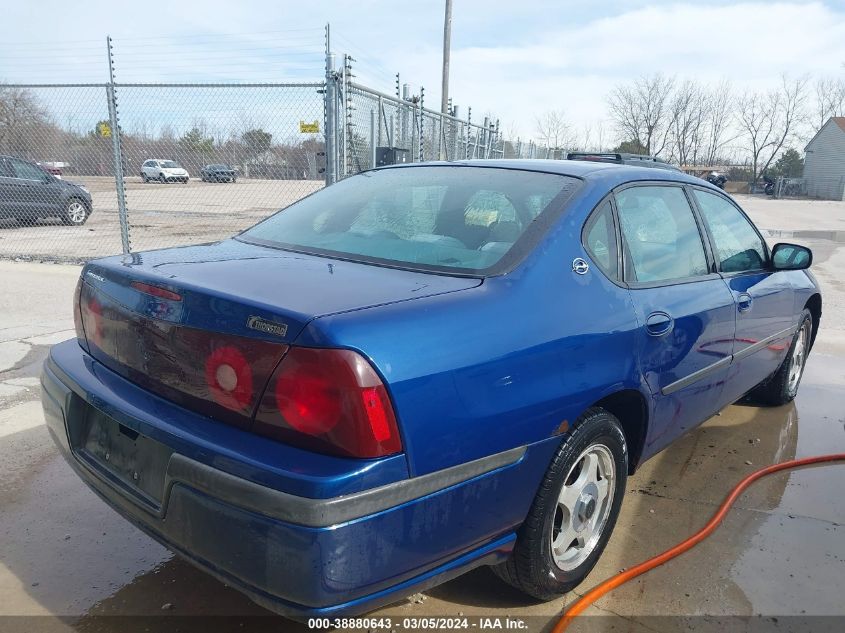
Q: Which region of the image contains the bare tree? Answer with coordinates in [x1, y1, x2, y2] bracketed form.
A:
[736, 75, 809, 181]
[0, 84, 51, 156]
[534, 110, 574, 149]
[667, 80, 708, 167]
[702, 80, 734, 167]
[814, 76, 845, 130]
[606, 74, 675, 156]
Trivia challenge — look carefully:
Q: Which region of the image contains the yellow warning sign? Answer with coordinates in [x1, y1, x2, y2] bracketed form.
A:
[299, 120, 320, 133]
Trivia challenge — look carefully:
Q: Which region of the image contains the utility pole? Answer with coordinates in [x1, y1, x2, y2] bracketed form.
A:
[440, 0, 452, 114]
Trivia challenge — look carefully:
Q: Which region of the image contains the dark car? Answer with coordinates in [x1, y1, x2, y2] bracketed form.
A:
[0, 155, 93, 226]
[42, 160, 820, 619]
[201, 164, 237, 183]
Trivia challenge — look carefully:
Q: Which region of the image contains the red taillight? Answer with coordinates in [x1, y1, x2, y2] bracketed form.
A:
[80, 293, 103, 348]
[255, 347, 402, 458]
[130, 281, 182, 302]
[204, 345, 254, 412]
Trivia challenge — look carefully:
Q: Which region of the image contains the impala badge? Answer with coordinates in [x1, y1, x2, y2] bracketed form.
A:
[247, 316, 288, 338]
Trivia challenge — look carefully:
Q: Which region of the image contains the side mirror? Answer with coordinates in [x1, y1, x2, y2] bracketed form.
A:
[771, 242, 812, 271]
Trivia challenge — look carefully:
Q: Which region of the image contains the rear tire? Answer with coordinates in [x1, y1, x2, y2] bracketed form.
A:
[141, 173, 148, 183]
[159, 174, 167, 184]
[746, 310, 813, 406]
[492, 408, 628, 600]
[60, 199, 88, 226]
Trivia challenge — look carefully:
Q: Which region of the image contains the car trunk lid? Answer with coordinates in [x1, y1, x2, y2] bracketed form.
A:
[78, 239, 480, 428]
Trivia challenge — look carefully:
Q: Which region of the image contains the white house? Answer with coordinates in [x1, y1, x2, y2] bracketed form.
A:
[804, 116, 845, 200]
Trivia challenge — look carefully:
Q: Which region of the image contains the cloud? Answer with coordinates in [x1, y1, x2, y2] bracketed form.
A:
[1, 1, 843, 142]
[397, 2, 845, 137]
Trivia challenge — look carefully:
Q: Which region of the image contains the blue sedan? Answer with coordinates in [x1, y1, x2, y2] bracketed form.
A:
[41, 160, 820, 617]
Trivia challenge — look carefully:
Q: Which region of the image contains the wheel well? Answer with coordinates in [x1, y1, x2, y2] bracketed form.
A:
[593, 390, 648, 474]
[805, 293, 822, 350]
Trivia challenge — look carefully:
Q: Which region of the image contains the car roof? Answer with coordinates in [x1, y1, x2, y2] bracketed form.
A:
[377, 159, 709, 190]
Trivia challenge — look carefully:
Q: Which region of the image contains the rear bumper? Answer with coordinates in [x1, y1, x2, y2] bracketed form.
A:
[41, 341, 555, 618]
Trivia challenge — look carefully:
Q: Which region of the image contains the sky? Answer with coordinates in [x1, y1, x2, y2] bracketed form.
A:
[2, 0, 845, 142]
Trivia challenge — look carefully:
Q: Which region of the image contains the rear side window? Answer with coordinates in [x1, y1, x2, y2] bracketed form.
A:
[616, 186, 708, 283]
[583, 200, 618, 280]
[692, 189, 767, 273]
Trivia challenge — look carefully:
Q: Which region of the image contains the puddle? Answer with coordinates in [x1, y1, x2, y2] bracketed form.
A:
[762, 229, 845, 243]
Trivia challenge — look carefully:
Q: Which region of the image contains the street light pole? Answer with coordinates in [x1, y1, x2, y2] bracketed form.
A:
[441, 0, 452, 114]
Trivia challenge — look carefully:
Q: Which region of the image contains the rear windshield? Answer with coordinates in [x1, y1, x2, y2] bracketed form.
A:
[161, 160, 180, 168]
[239, 166, 580, 275]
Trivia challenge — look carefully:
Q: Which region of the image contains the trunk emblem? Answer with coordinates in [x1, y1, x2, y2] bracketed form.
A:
[247, 316, 288, 338]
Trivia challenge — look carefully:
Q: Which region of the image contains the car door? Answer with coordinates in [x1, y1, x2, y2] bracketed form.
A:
[7, 158, 59, 219]
[689, 187, 795, 403]
[614, 184, 737, 453]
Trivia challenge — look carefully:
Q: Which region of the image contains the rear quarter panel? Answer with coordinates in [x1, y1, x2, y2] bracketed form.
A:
[297, 181, 650, 477]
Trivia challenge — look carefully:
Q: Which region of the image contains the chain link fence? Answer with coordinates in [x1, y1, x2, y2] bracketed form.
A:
[337, 81, 506, 177]
[0, 84, 122, 261]
[1, 40, 551, 264]
[115, 83, 325, 253]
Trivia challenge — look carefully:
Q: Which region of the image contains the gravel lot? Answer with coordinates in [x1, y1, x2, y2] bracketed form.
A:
[0, 176, 323, 261]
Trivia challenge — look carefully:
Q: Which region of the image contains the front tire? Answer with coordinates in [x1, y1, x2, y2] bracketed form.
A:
[141, 173, 148, 183]
[493, 408, 627, 600]
[61, 199, 89, 226]
[746, 310, 813, 406]
[159, 174, 167, 184]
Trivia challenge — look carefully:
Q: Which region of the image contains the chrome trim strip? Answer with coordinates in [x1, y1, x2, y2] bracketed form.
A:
[661, 325, 798, 396]
[164, 446, 527, 528]
[661, 355, 732, 396]
[46, 354, 528, 528]
[732, 325, 797, 362]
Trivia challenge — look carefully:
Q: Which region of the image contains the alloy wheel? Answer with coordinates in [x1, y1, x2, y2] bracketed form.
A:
[551, 443, 616, 572]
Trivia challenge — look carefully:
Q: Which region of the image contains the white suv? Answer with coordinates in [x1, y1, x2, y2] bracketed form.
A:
[141, 159, 189, 184]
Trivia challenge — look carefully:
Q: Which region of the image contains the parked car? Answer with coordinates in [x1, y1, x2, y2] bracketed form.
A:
[140, 159, 189, 183]
[0, 155, 92, 226]
[42, 160, 820, 619]
[201, 164, 237, 183]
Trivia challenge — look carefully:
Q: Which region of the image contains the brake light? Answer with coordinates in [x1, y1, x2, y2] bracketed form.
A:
[130, 281, 182, 302]
[80, 294, 103, 348]
[255, 347, 402, 458]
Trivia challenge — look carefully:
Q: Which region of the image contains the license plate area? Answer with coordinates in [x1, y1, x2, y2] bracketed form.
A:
[75, 406, 171, 511]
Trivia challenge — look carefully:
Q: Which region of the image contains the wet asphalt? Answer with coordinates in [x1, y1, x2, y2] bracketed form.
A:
[1, 224, 844, 632]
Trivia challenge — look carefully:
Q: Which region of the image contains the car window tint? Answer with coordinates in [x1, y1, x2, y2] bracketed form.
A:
[464, 190, 518, 227]
[616, 186, 708, 283]
[10, 159, 47, 180]
[583, 200, 618, 280]
[349, 185, 446, 239]
[692, 189, 767, 273]
[242, 167, 579, 274]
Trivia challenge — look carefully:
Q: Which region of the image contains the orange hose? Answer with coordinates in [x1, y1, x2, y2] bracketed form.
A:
[553, 452, 845, 632]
